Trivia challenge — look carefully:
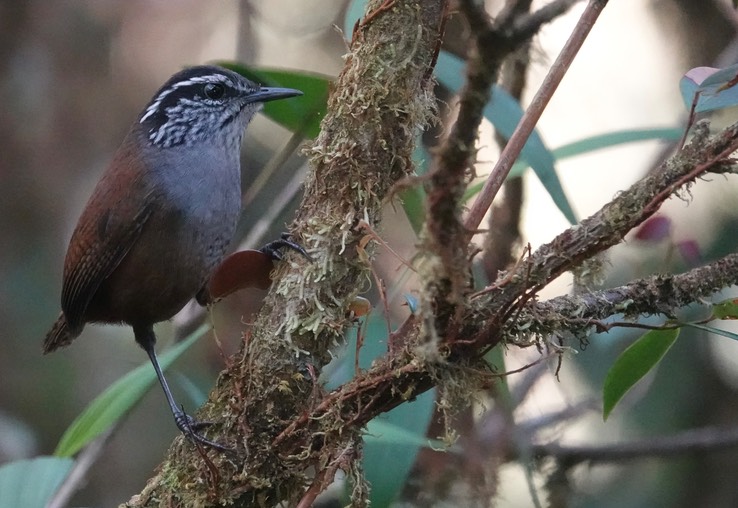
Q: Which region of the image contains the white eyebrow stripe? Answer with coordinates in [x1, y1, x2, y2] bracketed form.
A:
[139, 73, 239, 124]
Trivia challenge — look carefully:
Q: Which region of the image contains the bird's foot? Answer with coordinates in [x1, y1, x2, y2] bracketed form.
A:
[174, 407, 232, 452]
[259, 233, 312, 262]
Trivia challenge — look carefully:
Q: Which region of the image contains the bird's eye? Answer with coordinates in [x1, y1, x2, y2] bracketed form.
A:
[203, 83, 225, 100]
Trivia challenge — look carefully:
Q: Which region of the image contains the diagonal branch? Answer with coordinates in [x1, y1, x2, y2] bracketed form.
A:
[514, 252, 738, 341]
[424, 0, 583, 347]
[466, 121, 738, 349]
[274, 120, 738, 450]
[534, 425, 738, 465]
[465, 0, 608, 232]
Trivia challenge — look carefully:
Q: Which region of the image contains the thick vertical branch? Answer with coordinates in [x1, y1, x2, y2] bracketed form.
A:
[124, 1, 447, 507]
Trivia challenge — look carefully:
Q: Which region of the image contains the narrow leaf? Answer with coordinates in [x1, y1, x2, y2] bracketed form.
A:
[603, 328, 680, 420]
[0, 456, 73, 508]
[365, 418, 444, 449]
[435, 51, 577, 224]
[402, 140, 429, 234]
[361, 391, 435, 507]
[683, 322, 738, 341]
[401, 186, 426, 234]
[54, 324, 210, 457]
[465, 127, 682, 201]
[333, 315, 436, 506]
[547, 128, 682, 161]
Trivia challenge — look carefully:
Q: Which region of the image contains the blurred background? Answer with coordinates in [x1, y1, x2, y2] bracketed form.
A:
[2, 0, 738, 506]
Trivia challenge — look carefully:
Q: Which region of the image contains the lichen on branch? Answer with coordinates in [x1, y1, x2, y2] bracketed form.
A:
[124, 1, 448, 507]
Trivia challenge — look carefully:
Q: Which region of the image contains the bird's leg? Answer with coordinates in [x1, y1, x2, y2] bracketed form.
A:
[259, 232, 312, 262]
[133, 325, 230, 451]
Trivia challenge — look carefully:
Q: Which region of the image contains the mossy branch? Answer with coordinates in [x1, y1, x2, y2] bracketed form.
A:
[122, 1, 738, 506]
[124, 1, 447, 507]
[513, 252, 738, 341]
[258, 120, 738, 462]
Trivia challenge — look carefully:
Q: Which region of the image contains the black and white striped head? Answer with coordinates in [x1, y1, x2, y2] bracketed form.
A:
[139, 65, 301, 149]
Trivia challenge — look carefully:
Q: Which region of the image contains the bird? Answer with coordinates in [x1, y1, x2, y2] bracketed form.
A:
[43, 64, 306, 449]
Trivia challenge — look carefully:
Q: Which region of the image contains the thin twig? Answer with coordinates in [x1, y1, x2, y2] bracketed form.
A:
[534, 425, 738, 464]
[295, 444, 353, 508]
[465, 0, 609, 233]
[48, 430, 113, 508]
[513, 0, 584, 40]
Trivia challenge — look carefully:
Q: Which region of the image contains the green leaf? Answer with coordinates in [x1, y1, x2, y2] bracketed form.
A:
[683, 322, 738, 341]
[54, 324, 210, 457]
[361, 391, 436, 507]
[402, 141, 429, 234]
[217, 62, 331, 139]
[711, 298, 738, 320]
[435, 51, 577, 224]
[365, 415, 444, 449]
[465, 127, 682, 201]
[602, 328, 680, 421]
[332, 314, 436, 506]
[0, 456, 74, 508]
[400, 185, 426, 234]
[547, 128, 682, 161]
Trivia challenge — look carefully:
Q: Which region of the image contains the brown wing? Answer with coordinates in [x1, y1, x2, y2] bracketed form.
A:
[60, 143, 155, 332]
[61, 207, 153, 331]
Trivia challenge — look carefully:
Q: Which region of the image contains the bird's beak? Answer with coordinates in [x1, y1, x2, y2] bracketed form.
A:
[249, 87, 303, 104]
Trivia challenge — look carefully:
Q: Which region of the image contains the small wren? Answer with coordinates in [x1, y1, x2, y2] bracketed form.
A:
[44, 65, 306, 449]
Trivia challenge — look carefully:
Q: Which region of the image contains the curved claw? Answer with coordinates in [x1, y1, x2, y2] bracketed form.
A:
[260, 233, 312, 262]
[175, 412, 212, 432]
[174, 408, 232, 452]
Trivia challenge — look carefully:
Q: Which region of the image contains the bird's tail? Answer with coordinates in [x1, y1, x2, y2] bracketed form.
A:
[43, 313, 80, 354]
